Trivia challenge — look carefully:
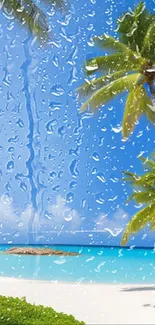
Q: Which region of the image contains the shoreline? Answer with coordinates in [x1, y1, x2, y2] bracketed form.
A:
[0, 275, 154, 286]
[0, 277, 155, 324]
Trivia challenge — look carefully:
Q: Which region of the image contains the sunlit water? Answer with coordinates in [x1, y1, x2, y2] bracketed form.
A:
[0, 245, 155, 284]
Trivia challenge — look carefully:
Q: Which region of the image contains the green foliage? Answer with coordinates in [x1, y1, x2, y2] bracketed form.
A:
[0, 0, 68, 41]
[77, 70, 128, 98]
[78, 2, 155, 138]
[122, 85, 155, 137]
[141, 21, 155, 61]
[85, 41, 146, 76]
[93, 34, 136, 53]
[80, 73, 142, 113]
[117, 2, 155, 53]
[0, 295, 85, 325]
[121, 154, 155, 245]
[121, 203, 155, 245]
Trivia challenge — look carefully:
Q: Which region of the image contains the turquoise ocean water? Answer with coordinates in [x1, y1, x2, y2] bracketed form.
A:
[0, 245, 155, 284]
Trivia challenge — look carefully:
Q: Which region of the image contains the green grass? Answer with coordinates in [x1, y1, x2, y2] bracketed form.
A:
[0, 295, 85, 325]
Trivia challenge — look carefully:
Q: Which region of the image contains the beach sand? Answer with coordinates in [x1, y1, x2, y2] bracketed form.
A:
[0, 277, 155, 324]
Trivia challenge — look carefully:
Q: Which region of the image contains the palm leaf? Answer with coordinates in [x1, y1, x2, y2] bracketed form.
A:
[139, 156, 155, 169]
[123, 171, 154, 186]
[150, 219, 155, 230]
[123, 171, 139, 180]
[93, 34, 133, 53]
[127, 191, 155, 204]
[122, 85, 152, 138]
[85, 53, 145, 76]
[80, 73, 143, 112]
[77, 70, 128, 98]
[0, 0, 48, 41]
[93, 34, 146, 63]
[139, 173, 155, 186]
[117, 2, 155, 52]
[123, 171, 155, 190]
[121, 203, 155, 245]
[141, 21, 155, 60]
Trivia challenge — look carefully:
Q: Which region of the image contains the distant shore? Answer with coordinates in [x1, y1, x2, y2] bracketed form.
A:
[0, 277, 154, 324]
[3, 247, 78, 256]
[0, 243, 154, 250]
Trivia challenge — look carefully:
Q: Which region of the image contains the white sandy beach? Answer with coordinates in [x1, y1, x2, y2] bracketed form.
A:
[0, 278, 155, 324]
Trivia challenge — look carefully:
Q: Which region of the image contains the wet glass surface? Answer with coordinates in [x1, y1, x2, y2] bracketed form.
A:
[0, 0, 155, 284]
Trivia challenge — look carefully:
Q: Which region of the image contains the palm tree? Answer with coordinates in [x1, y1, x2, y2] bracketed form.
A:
[0, 0, 68, 42]
[117, 2, 155, 53]
[78, 2, 155, 138]
[121, 154, 155, 245]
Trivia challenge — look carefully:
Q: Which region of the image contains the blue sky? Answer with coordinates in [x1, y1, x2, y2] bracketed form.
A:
[0, 0, 155, 246]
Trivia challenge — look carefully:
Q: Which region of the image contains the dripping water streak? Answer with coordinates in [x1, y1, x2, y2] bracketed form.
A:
[21, 36, 37, 243]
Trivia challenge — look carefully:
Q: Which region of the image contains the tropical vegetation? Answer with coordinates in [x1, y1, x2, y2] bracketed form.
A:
[121, 153, 155, 245]
[0, 0, 68, 41]
[0, 295, 85, 325]
[78, 2, 155, 138]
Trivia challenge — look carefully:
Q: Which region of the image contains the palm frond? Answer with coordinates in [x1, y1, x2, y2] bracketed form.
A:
[117, 2, 155, 52]
[77, 70, 128, 98]
[121, 203, 155, 245]
[93, 34, 133, 53]
[80, 73, 143, 112]
[139, 173, 155, 187]
[123, 170, 155, 189]
[141, 21, 155, 60]
[85, 52, 145, 76]
[93, 34, 146, 64]
[127, 191, 155, 204]
[150, 219, 155, 230]
[123, 171, 139, 179]
[0, 0, 48, 41]
[139, 156, 155, 169]
[122, 85, 151, 138]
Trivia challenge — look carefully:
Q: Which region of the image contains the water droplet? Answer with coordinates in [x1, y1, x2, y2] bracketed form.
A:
[50, 85, 64, 96]
[16, 118, 24, 128]
[45, 120, 57, 134]
[69, 159, 79, 178]
[52, 55, 59, 67]
[8, 147, 14, 153]
[91, 167, 97, 175]
[95, 192, 105, 204]
[92, 152, 100, 162]
[52, 185, 60, 192]
[20, 182, 27, 192]
[111, 125, 122, 133]
[108, 195, 118, 202]
[95, 262, 105, 273]
[58, 126, 65, 137]
[66, 192, 74, 203]
[49, 101, 62, 111]
[86, 256, 95, 262]
[58, 171, 63, 178]
[81, 199, 86, 208]
[110, 177, 118, 183]
[86, 61, 98, 72]
[53, 259, 66, 265]
[6, 160, 14, 171]
[64, 209, 73, 221]
[69, 181, 77, 189]
[8, 135, 19, 143]
[49, 171, 57, 178]
[97, 173, 106, 183]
